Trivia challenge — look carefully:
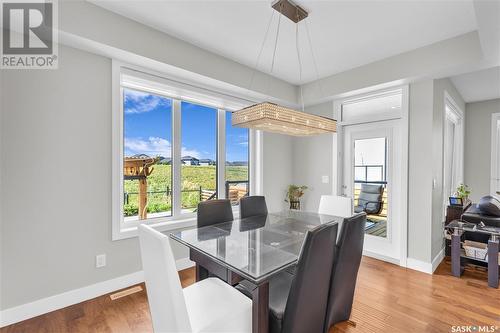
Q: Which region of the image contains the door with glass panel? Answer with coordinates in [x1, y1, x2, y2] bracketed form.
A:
[343, 121, 402, 262]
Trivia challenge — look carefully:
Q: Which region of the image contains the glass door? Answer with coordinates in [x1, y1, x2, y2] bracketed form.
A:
[354, 137, 388, 237]
[343, 120, 402, 262]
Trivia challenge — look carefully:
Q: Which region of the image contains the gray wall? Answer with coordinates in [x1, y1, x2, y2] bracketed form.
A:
[465, 99, 500, 201]
[0, 70, 4, 309]
[407, 80, 434, 263]
[292, 102, 335, 212]
[1, 46, 142, 309]
[262, 132, 293, 212]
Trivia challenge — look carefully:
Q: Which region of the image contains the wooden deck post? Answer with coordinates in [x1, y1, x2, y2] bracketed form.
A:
[123, 156, 159, 220]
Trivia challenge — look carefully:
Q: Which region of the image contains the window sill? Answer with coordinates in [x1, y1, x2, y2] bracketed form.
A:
[113, 216, 197, 241]
[112, 207, 240, 241]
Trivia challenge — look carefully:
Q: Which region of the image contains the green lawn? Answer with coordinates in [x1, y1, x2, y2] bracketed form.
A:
[124, 165, 248, 217]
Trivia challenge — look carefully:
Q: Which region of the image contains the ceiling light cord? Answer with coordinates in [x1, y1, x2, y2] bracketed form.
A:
[296, 21, 305, 113]
[270, 3, 282, 74]
[304, 20, 324, 99]
[248, 11, 275, 91]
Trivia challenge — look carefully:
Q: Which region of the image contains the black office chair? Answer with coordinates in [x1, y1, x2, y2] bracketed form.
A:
[240, 196, 268, 219]
[354, 184, 384, 215]
[324, 212, 366, 331]
[237, 222, 338, 333]
[197, 199, 233, 228]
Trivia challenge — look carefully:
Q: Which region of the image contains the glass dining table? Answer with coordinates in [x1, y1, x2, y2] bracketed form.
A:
[170, 210, 342, 333]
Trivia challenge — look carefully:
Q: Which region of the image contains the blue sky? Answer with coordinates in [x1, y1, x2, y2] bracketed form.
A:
[123, 89, 248, 162]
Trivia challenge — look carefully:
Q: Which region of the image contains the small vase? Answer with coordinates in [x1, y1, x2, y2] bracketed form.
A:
[289, 200, 301, 210]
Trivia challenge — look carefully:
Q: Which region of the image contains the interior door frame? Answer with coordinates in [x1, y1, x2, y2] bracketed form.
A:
[333, 85, 409, 267]
[442, 92, 465, 219]
[343, 121, 402, 263]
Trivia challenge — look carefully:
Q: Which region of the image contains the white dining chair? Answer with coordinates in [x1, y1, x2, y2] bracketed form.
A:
[138, 224, 252, 333]
[318, 195, 353, 218]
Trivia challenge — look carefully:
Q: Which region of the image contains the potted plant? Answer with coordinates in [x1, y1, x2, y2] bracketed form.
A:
[285, 185, 308, 210]
[455, 183, 471, 203]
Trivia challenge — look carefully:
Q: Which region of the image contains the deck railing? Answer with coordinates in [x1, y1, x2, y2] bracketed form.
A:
[354, 180, 388, 217]
[124, 180, 249, 209]
[354, 164, 385, 183]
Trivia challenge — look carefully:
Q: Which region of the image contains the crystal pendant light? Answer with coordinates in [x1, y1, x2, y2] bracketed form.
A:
[232, 0, 337, 136]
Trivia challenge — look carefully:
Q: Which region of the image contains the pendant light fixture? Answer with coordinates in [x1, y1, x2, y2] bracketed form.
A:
[232, 0, 337, 136]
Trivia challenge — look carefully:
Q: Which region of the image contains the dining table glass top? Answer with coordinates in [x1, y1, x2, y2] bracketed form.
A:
[170, 210, 342, 283]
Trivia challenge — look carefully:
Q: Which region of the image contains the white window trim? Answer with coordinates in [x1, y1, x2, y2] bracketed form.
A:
[490, 113, 500, 197]
[442, 91, 464, 209]
[336, 88, 405, 126]
[112, 61, 259, 240]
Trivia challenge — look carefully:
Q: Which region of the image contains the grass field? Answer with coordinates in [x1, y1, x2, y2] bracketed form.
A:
[124, 165, 248, 217]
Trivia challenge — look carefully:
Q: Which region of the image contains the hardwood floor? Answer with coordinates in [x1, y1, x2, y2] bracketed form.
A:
[2, 257, 499, 333]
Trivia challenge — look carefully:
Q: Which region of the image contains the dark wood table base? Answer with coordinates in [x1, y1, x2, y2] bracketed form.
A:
[251, 282, 269, 333]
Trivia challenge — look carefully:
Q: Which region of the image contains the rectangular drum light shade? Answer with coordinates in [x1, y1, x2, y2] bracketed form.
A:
[232, 102, 337, 136]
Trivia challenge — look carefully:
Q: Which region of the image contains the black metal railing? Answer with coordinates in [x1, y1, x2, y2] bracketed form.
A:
[354, 164, 385, 183]
[225, 180, 249, 200]
[354, 180, 388, 185]
[124, 180, 249, 208]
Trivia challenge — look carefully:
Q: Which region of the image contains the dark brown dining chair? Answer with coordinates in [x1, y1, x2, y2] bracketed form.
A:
[197, 199, 234, 228]
[324, 212, 366, 331]
[236, 222, 338, 333]
[240, 196, 268, 219]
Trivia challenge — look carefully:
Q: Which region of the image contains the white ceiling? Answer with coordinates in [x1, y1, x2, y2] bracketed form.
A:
[451, 67, 500, 103]
[92, 0, 477, 85]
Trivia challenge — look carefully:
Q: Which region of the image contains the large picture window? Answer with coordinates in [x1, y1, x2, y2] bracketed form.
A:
[113, 64, 253, 239]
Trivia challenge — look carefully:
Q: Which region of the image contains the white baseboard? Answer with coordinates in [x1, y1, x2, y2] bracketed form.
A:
[431, 248, 445, 273]
[362, 250, 400, 265]
[407, 257, 433, 274]
[407, 248, 444, 274]
[0, 258, 194, 328]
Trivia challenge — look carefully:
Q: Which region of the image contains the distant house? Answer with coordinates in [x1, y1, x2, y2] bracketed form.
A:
[157, 157, 171, 165]
[227, 161, 248, 166]
[199, 159, 215, 166]
[130, 153, 151, 159]
[181, 156, 199, 165]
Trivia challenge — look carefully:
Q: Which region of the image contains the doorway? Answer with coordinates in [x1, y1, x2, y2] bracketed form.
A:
[335, 87, 408, 265]
[343, 121, 403, 262]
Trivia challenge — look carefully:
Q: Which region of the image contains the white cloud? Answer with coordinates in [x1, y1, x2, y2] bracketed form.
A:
[181, 147, 200, 159]
[124, 89, 171, 114]
[124, 136, 200, 159]
[125, 137, 171, 157]
[124, 89, 150, 102]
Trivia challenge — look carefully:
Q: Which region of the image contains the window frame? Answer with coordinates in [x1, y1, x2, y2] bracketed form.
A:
[224, 110, 251, 204]
[112, 61, 256, 240]
[442, 92, 464, 219]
